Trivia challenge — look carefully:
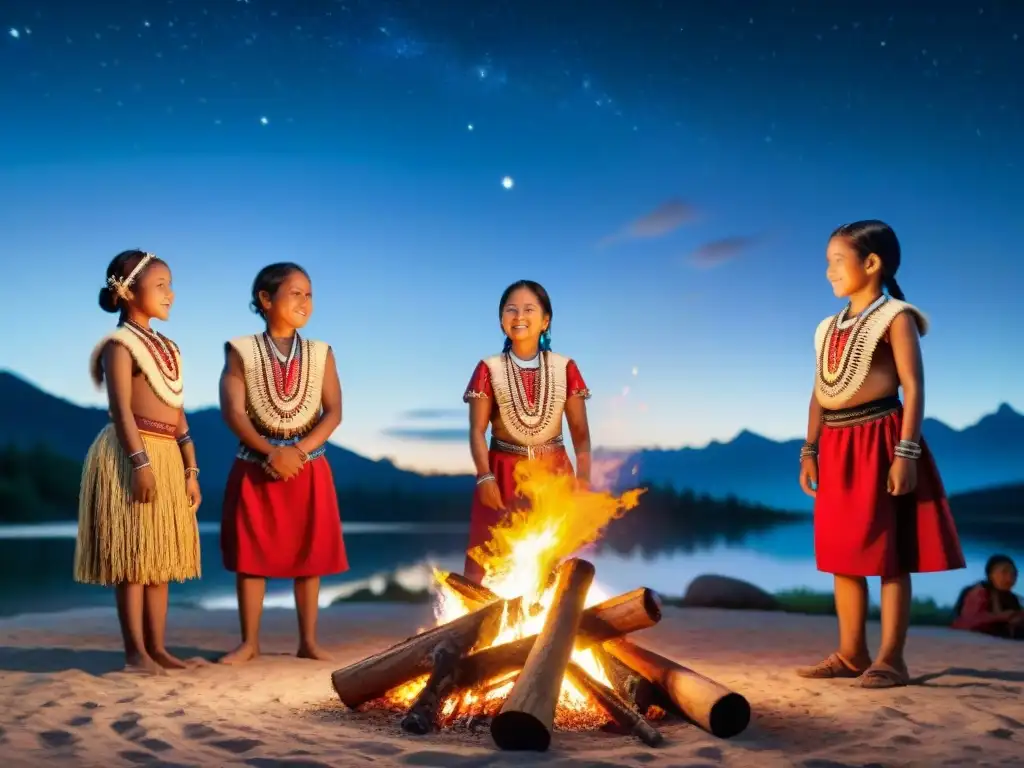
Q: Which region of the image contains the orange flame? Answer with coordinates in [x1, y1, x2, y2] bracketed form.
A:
[386, 457, 645, 727]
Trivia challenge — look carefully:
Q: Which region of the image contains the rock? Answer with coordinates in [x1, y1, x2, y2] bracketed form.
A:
[680, 574, 782, 611]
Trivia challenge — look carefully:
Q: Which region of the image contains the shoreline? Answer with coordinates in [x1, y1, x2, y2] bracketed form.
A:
[0, 575, 963, 629]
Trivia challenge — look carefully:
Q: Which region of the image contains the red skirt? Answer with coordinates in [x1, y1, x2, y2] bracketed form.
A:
[221, 456, 349, 578]
[464, 447, 574, 584]
[814, 404, 965, 578]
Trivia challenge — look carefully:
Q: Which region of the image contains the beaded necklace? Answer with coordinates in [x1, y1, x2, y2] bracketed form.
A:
[501, 351, 556, 438]
[122, 319, 181, 388]
[259, 332, 305, 406]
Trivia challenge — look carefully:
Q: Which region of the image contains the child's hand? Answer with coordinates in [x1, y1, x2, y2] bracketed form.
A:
[798, 456, 818, 498]
[132, 466, 157, 504]
[268, 447, 304, 480]
[186, 476, 202, 511]
[887, 457, 918, 496]
[476, 478, 505, 511]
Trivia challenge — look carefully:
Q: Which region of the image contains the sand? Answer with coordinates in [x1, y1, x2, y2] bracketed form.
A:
[0, 603, 1022, 768]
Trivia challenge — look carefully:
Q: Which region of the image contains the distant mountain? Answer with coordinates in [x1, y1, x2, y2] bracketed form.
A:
[595, 404, 1024, 512]
[2, 370, 1021, 513]
[0, 370, 473, 496]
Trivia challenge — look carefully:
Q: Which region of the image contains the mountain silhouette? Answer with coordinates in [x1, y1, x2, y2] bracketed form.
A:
[0, 370, 473, 495]
[595, 404, 1024, 511]
[2, 370, 1021, 511]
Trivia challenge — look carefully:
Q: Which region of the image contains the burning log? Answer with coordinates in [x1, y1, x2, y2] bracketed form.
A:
[400, 638, 461, 734]
[455, 588, 662, 688]
[331, 596, 516, 709]
[490, 558, 595, 751]
[605, 638, 751, 739]
[398, 586, 662, 734]
[587, 643, 657, 715]
[565, 662, 663, 747]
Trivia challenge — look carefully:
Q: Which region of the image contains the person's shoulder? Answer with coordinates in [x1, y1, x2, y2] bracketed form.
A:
[884, 299, 929, 337]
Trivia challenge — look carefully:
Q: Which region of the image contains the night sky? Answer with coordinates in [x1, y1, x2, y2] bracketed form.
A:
[1, 1, 1020, 473]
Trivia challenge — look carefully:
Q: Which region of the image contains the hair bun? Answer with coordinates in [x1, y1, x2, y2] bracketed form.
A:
[98, 286, 119, 313]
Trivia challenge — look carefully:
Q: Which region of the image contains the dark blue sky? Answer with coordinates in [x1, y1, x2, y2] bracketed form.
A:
[1, 1, 1020, 472]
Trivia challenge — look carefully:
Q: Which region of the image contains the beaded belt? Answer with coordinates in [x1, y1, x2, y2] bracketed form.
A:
[490, 435, 564, 458]
[133, 415, 178, 439]
[822, 395, 902, 427]
[237, 435, 327, 463]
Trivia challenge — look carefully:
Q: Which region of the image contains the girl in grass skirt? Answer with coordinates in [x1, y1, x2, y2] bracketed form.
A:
[75, 249, 202, 675]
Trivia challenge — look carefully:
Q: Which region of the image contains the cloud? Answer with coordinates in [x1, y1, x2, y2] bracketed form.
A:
[399, 408, 465, 421]
[599, 198, 698, 247]
[688, 235, 759, 268]
[382, 427, 468, 443]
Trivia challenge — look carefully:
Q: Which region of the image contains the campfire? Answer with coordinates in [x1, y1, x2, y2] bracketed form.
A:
[330, 459, 751, 751]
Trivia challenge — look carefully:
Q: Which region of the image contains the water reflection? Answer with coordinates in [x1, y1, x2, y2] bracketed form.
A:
[1, 520, 1020, 618]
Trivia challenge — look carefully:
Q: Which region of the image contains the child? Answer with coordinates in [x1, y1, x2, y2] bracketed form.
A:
[74, 249, 202, 675]
[952, 555, 1023, 639]
[462, 279, 592, 584]
[219, 262, 348, 664]
[796, 220, 965, 688]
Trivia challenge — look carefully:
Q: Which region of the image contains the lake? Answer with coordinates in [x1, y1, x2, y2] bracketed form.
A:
[2, 521, 1019, 619]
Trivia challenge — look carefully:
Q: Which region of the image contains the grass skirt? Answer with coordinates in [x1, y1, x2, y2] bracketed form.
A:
[74, 424, 201, 585]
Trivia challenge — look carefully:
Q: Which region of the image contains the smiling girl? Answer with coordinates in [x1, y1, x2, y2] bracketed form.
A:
[75, 249, 202, 675]
[796, 220, 964, 689]
[219, 262, 348, 664]
[462, 280, 592, 584]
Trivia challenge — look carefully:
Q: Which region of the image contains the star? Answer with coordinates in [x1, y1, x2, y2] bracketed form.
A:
[467, 123, 474, 131]
[501, 176, 514, 190]
[259, 116, 269, 125]
[8, 28, 19, 39]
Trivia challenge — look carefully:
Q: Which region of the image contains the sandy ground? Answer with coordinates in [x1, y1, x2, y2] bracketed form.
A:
[0, 603, 1022, 767]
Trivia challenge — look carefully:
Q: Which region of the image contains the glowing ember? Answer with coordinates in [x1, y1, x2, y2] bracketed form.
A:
[380, 457, 644, 728]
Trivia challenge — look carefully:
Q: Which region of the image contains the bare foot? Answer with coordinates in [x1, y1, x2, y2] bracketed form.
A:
[219, 642, 260, 665]
[125, 653, 168, 676]
[149, 648, 190, 670]
[297, 643, 334, 661]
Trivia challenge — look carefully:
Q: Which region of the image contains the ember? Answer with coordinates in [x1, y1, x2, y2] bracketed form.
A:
[330, 458, 751, 751]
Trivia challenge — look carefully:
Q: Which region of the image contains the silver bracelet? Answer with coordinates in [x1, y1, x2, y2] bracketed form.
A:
[894, 439, 922, 461]
[799, 441, 818, 461]
[132, 461, 151, 472]
[476, 472, 496, 485]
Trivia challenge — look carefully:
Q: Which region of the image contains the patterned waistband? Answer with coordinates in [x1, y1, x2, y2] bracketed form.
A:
[237, 435, 327, 464]
[490, 435, 565, 457]
[822, 395, 902, 427]
[134, 415, 177, 439]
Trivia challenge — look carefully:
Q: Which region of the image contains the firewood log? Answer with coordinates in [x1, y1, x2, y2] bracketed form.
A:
[400, 638, 461, 734]
[490, 558, 595, 751]
[605, 638, 750, 738]
[330, 595, 517, 709]
[565, 662, 663, 747]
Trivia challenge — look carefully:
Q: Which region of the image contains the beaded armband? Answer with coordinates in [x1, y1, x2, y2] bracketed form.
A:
[128, 450, 150, 471]
[893, 440, 922, 461]
[476, 472, 496, 485]
[176, 431, 193, 447]
[799, 441, 818, 461]
[184, 466, 199, 478]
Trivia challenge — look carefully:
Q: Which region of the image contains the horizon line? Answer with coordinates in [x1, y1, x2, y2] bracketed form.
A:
[1, 368, 1020, 475]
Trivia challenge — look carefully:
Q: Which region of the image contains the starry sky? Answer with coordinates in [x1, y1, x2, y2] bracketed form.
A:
[1, 1, 1020, 474]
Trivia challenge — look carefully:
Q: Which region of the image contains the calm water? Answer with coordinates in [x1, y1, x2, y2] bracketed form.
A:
[1, 521, 1019, 618]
